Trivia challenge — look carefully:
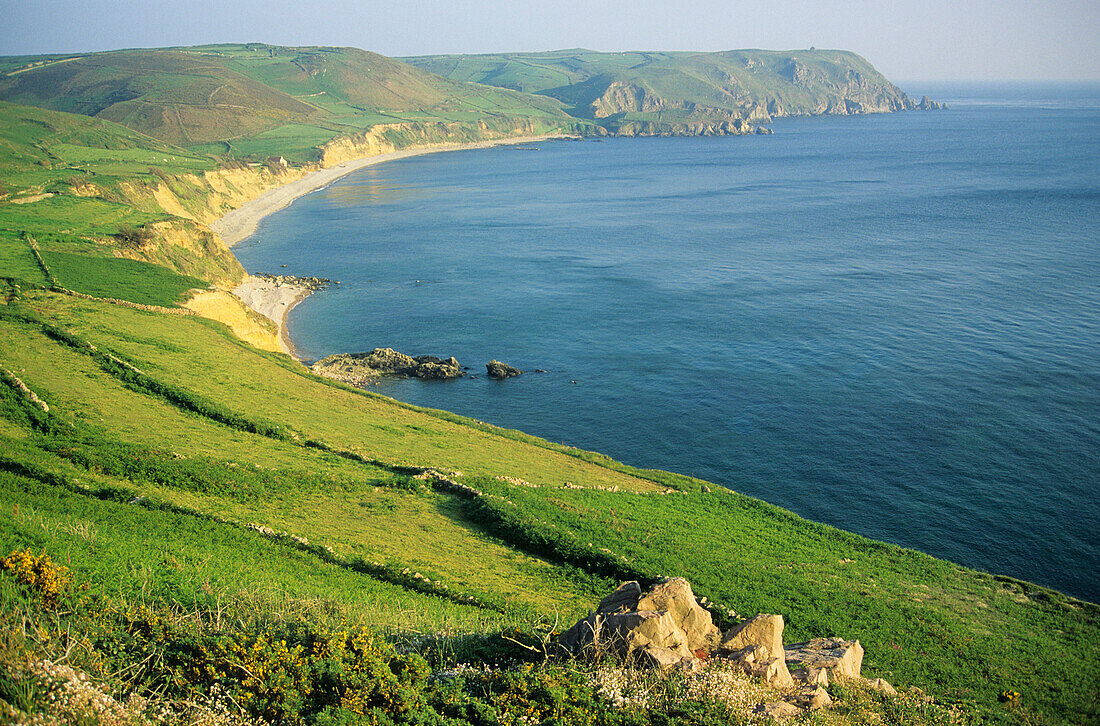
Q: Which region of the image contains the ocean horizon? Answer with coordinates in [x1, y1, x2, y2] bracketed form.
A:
[236, 82, 1100, 602]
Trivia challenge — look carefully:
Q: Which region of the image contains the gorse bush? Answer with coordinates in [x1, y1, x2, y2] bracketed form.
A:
[1, 548, 70, 609]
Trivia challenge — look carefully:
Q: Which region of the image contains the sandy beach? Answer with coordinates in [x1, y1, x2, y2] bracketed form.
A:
[232, 275, 314, 357]
[212, 134, 571, 247]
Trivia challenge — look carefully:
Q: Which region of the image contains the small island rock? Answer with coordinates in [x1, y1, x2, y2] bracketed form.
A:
[486, 360, 522, 379]
[312, 347, 464, 385]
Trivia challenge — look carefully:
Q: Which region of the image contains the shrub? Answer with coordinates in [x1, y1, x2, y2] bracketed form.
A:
[113, 224, 155, 248]
[1, 549, 70, 608]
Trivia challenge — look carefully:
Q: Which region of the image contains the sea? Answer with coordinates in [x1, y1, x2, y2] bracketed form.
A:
[234, 83, 1100, 603]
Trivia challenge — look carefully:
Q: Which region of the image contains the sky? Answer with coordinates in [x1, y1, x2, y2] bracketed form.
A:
[1, 0, 1097, 82]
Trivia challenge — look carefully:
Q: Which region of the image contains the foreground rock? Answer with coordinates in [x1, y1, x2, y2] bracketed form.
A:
[558, 578, 883, 717]
[556, 578, 718, 669]
[486, 360, 522, 379]
[720, 614, 794, 688]
[785, 637, 865, 683]
[311, 347, 463, 384]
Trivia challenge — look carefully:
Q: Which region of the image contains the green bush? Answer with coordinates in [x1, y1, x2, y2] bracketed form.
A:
[112, 223, 155, 248]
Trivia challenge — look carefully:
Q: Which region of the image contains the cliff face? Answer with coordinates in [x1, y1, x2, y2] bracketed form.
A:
[319, 117, 564, 167]
[97, 165, 309, 286]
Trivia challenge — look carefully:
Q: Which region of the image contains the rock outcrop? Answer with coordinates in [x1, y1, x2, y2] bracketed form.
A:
[785, 637, 865, 682]
[719, 614, 794, 688]
[556, 579, 718, 669]
[311, 347, 463, 385]
[486, 360, 522, 379]
[558, 579, 885, 718]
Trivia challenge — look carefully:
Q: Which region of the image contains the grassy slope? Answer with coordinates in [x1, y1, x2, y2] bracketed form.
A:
[0, 44, 581, 162]
[0, 91, 1096, 724]
[0, 102, 229, 306]
[1, 287, 1097, 723]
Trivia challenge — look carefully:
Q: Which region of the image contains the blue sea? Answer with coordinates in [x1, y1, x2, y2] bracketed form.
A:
[235, 83, 1100, 602]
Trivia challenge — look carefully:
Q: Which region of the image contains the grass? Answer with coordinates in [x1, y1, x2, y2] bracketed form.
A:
[0, 464, 504, 635]
[36, 248, 206, 306]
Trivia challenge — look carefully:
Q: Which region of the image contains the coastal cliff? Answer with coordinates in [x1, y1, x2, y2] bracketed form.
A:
[406, 48, 942, 137]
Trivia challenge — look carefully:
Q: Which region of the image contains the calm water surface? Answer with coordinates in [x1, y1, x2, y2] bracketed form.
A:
[235, 84, 1100, 601]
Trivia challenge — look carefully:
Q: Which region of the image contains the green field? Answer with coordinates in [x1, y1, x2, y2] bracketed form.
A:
[0, 46, 1094, 726]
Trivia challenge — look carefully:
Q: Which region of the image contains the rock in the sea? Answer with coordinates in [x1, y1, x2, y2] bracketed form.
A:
[412, 355, 463, 380]
[361, 347, 417, 373]
[311, 347, 463, 384]
[918, 95, 943, 111]
[486, 360, 522, 379]
[785, 637, 864, 681]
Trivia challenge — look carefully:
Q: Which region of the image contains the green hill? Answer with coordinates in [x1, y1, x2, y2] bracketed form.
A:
[0, 44, 582, 162]
[0, 49, 1092, 726]
[405, 48, 937, 135]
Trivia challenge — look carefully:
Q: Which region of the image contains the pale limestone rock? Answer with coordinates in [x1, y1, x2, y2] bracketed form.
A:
[556, 579, 717, 668]
[867, 677, 897, 695]
[720, 613, 793, 687]
[638, 645, 690, 670]
[721, 613, 785, 657]
[792, 666, 830, 687]
[636, 577, 720, 651]
[597, 581, 642, 614]
[604, 610, 694, 661]
[785, 638, 864, 681]
[789, 685, 833, 710]
[726, 643, 794, 688]
[755, 656, 795, 689]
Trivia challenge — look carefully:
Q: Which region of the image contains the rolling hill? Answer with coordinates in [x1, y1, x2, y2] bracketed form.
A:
[0, 44, 583, 161]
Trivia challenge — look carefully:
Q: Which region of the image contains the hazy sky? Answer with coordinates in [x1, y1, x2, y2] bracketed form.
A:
[1, 0, 1097, 81]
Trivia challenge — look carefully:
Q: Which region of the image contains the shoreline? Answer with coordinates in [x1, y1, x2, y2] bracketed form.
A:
[212, 134, 575, 247]
[231, 275, 316, 358]
[218, 134, 576, 355]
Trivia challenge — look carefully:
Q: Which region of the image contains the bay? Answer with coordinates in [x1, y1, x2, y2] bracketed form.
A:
[235, 83, 1100, 602]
